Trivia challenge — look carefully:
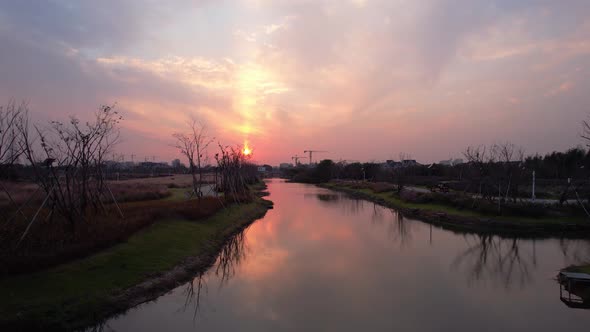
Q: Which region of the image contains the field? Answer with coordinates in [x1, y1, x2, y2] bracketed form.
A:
[0, 174, 224, 275]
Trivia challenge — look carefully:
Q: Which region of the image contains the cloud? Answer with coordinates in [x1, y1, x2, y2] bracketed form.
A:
[546, 81, 575, 97]
[0, 0, 214, 55]
[1, 0, 590, 164]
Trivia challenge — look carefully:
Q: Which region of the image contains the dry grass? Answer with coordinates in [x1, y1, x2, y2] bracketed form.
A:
[0, 174, 209, 207]
[118, 173, 216, 185]
[0, 196, 227, 275]
[0, 174, 227, 275]
[0, 181, 42, 209]
[108, 181, 171, 202]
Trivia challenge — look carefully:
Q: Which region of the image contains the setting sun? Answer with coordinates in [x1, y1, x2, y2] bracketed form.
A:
[243, 141, 252, 156]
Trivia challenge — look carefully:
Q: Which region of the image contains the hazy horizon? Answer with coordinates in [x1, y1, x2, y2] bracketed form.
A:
[1, 1, 589, 165]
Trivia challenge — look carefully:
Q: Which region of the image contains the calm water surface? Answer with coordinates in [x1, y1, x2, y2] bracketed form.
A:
[93, 179, 590, 331]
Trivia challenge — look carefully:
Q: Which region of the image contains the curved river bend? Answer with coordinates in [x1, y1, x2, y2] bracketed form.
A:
[90, 179, 590, 331]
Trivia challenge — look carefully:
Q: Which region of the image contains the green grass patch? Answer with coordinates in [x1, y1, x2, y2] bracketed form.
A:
[566, 264, 590, 274]
[0, 198, 270, 329]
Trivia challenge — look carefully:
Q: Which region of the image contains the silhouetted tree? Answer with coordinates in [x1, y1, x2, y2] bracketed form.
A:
[314, 159, 335, 182]
[0, 101, 26, 168]
[16, 105, 123, 235]
[173, 120, 213, 199]
[215, 144, 257, 202]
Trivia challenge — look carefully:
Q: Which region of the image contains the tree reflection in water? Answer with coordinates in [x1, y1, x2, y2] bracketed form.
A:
[181, 272, 206, 323]
[386, 209, 413, 248]
[180, 228, 249, 324]
[314, 193, 340, 203]
[558, 238, 590, 265]
[317, 191, 590, 292]
[340, 197, 364, 216]
[314, 192, 366, 216]
[87, 321, 113, 332]
[216, 230, 248, 285]
[371, 203, 384, 225]
[451, 235, 537, 289]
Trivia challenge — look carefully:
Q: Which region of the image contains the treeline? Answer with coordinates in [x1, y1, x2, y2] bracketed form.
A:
[286, 144, 590, 202]
[524, 148, 590, 179]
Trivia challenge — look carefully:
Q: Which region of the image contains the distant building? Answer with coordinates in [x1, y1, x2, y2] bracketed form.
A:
[121, 161, 136, 169]
[279, 163, 293, 169]
[385, 160, 400, 168]
[439, 158, 464, 166]
[171, 159, 182, 168]
[402, 159, 419, 167]
[104, 160, 119, 168]
[140, 161, 169, 168]
[383, 159, 419, 169]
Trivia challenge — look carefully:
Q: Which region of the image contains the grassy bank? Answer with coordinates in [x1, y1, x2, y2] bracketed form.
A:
[0, 194, 272, 330]
[0, 195, 229, 275]
[564, 264, 590, 274]
[320, 182, 590, 236]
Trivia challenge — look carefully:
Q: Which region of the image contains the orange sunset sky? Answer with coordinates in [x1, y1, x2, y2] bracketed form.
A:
[1, 1, 590, 165]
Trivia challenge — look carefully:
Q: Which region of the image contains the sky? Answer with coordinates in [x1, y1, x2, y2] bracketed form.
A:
[1, 0, 590, 165]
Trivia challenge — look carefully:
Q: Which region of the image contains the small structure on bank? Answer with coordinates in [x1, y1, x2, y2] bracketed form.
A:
[557, 271, 590, 309]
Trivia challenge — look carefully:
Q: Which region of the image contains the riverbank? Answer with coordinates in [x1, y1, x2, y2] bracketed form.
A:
[0, 187, 273, 330]
[319, 182, 590, 236]
[564, 264, 590, 274]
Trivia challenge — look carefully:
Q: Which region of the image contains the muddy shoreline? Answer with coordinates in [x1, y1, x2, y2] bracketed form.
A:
[319, 184, 590, 238]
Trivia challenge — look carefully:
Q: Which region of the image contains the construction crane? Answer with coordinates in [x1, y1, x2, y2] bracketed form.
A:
[303, 150, 328, 165]
[292, 155, 304, 166]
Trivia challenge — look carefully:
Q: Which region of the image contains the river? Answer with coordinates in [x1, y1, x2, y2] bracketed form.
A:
[90, 179, 590, 331]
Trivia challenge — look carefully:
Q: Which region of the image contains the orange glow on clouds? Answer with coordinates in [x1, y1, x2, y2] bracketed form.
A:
[5, 1, 588, 165]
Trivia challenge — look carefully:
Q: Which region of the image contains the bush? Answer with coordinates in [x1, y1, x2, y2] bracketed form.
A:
[369, 182, 396, 193]
[399, 190, 417, 202]
[292, 172, 316, 183]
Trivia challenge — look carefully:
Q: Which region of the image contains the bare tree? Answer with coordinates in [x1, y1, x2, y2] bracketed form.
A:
[173, 120, 213, 199]
[16, 105, 123, 233]
[0, 101, 26, 166]
[394, 152, 411, 194]
[494, 143, 525, 202]
[0, 102, 27, 223]
[582, 118, 590, 147]
[464, 143, 525, 213]
[215, 144, 257, 202]
[464, 145, 489, 196]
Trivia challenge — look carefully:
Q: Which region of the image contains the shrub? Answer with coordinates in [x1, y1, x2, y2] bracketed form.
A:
[369, 182, 396, 193]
